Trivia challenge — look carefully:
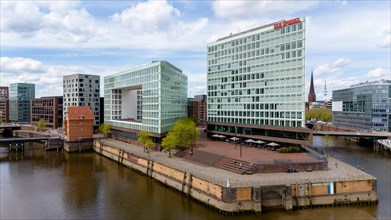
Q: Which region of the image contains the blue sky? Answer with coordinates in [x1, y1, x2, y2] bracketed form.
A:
[1, 0, 390, 100]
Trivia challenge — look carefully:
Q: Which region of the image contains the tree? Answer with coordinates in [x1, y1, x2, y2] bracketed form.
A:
[161, 117, 200, 157]
[98, 123, 112, 137]
[0, 115, 3, 124]
[305, 108, 332, 122]
[138, 130, 154, 152]
[37, 118, 46, 131]
[161, 132, 178, 157]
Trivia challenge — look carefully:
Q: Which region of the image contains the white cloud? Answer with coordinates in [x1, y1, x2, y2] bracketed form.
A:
[1, 57, 45, 74]
[0, 1, 43, 34]
[212, 1, 319, 19]
[367, 67, 388, 78]
[111, 0, 180, 33]
[0, 1, 100, 43]
[0, 56, 119, 98]
[314, 58, 351, 76]
[43, 9, 101, 43]
[377, 30, 391, 48]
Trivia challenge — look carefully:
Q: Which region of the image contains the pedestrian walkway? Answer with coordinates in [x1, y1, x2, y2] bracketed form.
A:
[100, 139, 375, 188]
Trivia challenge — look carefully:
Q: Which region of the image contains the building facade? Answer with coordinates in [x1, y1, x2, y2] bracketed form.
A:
[206, 17, 311, 146]
[63, 74, 100, 127]
[192, 95, 207, 126]
[64, 106, 94, 142]
[9, 83, 35, 123]
[104, 61, 187, 141]
[0, 87, 9, 123]
[31, 96, 63, 129]
[332, 79, 391, 132]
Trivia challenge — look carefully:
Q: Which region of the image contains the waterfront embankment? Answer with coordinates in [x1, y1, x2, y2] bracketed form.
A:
[94, 139, 378, 213]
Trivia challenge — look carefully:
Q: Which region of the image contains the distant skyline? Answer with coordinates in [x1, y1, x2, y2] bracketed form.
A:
[1, 0, 390, 100]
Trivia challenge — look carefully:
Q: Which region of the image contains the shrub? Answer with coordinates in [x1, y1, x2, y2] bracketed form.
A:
[277, 146, 301, 153]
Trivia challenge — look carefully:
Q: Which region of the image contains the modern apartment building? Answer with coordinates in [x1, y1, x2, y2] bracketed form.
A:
[193, 95, 207, 126]
[9, 83, 35, 123]
[0, 86, 9, 123]
[31, 96, 63, 129]
[206, 17, 312, 146]
[104, 61, 187, 141]
[332, 79, 391, 132]
[63, 74, 100, 127]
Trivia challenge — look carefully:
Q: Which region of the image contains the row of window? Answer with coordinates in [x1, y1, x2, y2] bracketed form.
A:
[209, 22, 304, 52]
[209, 40, 304, 66]
[207, 117, 303, 127]
[209, 58, 304, 76]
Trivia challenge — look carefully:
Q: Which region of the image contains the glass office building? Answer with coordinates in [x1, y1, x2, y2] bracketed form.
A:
[104, 61, 187, 140]
[9, 83, 35, 123]
[332, 79, 391, 132]
[206, 17, 311, 146]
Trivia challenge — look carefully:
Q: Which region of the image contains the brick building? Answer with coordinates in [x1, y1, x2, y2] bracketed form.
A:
[0, 87, 9, 123]
[31, 96, 63, 129]
[64, 106, 93, 141]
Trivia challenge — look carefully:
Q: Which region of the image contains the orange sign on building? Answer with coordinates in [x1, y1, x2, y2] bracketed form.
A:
[64, 106, 93, 141]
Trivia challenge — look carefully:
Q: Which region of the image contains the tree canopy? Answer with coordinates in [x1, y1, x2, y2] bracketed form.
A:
[161, 117, 200, 157]
[138, 130, 154, 152]
[305, 108, 332, 122]
[98, 123, 112, 135]
[37, 118, 46, 131]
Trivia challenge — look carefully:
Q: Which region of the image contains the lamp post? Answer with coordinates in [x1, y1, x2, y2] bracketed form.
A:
[240, 132, 242, 157]
[235, 126, 237, 150]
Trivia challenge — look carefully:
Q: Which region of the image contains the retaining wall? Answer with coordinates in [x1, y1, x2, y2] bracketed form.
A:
[94, 140, 378, 214]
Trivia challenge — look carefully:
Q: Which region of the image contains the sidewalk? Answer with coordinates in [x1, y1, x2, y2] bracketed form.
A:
[100, 139, 375, 188]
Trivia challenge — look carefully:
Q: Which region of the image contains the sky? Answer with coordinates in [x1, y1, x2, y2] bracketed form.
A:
[1, 0, 390, 101]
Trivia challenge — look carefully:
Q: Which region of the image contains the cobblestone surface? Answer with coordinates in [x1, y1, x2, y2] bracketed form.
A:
[100, 138, 376, 188]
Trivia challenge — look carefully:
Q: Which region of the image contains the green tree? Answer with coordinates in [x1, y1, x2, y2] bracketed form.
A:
[98, 123, 112, 137]
[161, 132, 178, 157]
[0, 115, 3, 124]
[138, 130, 154, 152]
[305, 108, 332, 122]
[161, 117, 200, 157]
[37, 118, 46, 131]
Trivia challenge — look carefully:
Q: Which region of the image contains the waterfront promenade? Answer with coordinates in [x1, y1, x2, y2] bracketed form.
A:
[100, 138, 374, 188]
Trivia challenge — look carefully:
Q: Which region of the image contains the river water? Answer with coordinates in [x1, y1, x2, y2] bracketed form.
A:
[0, 136, 390, 220]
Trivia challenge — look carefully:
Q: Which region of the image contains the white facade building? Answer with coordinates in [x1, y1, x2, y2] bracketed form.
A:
[104, 61, 187, 140]
[206, 17, 311, 146]
[63, 74, 100, 127]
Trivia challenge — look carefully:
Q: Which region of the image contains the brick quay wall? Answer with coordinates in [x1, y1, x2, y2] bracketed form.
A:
[94, 139, 378, 214]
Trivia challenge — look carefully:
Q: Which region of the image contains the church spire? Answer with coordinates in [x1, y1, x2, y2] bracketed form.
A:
[308, 69, 316, 103]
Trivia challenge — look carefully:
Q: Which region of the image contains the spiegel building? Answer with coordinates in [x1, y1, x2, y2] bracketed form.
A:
[206, 17, 312, 146]
[332, 79, 391, 132]
[104, 61, 187, 142]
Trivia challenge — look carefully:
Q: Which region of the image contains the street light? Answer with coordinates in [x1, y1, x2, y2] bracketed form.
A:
[240, 132, 242, 158]
[235, 126, 237, 150]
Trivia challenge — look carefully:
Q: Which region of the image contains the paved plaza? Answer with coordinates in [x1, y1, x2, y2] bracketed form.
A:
[100, 133, 375, 187]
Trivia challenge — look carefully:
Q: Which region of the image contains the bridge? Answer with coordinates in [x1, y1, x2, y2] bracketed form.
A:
[0, 136, 60, 144]
[0, 124, 22, 130]
[313, 131, 390, 139]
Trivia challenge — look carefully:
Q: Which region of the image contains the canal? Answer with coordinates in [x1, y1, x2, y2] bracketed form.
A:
[0, 136, 390, 220]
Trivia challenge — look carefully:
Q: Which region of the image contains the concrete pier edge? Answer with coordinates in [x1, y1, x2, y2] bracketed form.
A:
[93, 139, 378, 214]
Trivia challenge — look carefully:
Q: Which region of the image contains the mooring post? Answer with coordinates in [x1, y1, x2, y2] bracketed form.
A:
[79, 137, 81, 152]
